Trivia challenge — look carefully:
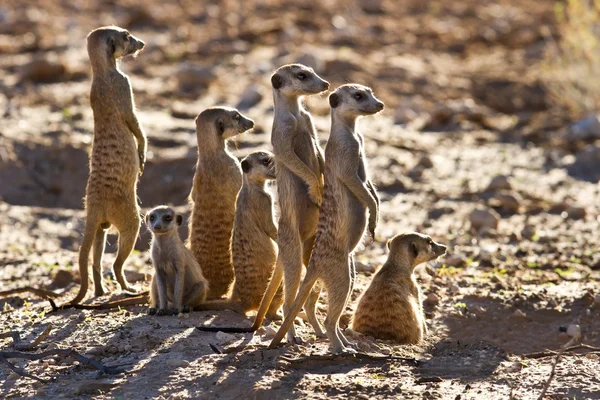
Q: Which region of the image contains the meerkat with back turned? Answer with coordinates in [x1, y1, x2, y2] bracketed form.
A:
[352, 233, 447, 343]
[188, 107, 255, 300]
[146, 206, 209, 315]
[269, 84, 384, 354]
[195, 151, 283, 318]
[70, 26, 147, 305]
[196, 64, 329, 337]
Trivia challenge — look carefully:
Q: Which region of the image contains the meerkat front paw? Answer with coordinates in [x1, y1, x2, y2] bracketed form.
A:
[308, 183, 323, 207]
[156, 308, 170, 316]
[168, 308, 181, 316]
[181, 305, 192, 313]
[147, 307, 158, 315]
[138, 149, 146, 175]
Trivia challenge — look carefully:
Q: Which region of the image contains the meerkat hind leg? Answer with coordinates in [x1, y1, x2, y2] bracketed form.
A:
[111, 210, 140, 294]
[92, 225, 108, 296]
[279, 227, 304, 343]
[323, 257, 356, 355]
[302, 236, 326, 338]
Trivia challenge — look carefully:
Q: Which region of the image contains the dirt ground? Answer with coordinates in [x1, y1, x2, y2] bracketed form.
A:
[1, 0, 599, 399]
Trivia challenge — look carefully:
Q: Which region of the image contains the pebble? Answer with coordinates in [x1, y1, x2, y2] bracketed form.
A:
[567, 324, 581, 339]
[448, 284, 460, 294]
[50, 269, 73, 288]
[167, 359, 190, 368]
[470, 208, 500, 231]
[416, 155, 433, 169]
[263, 325, 277, 339]
[236, 84, 263, 110]
[271, 381, 282, 389]
[586, 353, 599, 360]
[521, 225, 536, 240]
[20, 57, 68, 83]
[424, 293, 440, 306]
[486, 175, 512, 192]
[564, 206, 586, 220]
[512, 309, 526, 319]
[175, 63, 216, 90]
[594, 294, 600, 308]
[490, 192, 521, 214]
[215, 331, 236, 344]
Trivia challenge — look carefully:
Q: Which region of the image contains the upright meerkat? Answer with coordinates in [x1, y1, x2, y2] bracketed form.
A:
[146, 206, 209, 315]
[70, 26, 147, 305]
[195, 151, 283, 318]
[269, 84, 384, 354]
[197, 64, 329, 337]
[188, 107, 254, 300]
[352, 233, 447, 343]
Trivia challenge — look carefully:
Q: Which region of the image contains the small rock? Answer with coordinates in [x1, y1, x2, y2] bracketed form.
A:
[470, 208, 500, 231]
[427, 206, 455, 219]
[512, 309, 526, 319]
[271, 381, 282, 389]
[567, 324, 581, 339]
[521, 225, 536, 240]
[175, 63, 216, 90]
[594, 294, 600, 308]
[355, 261, 375, 273]
[236, 84, 263, 110]
[444, 254, 466, 267]
[124, 344, 132, 352]
[569, 114, 600, 140]
[486, 175, 512, 192]
[416, 155, 433, 169]
[215, 331, 236, 344]
[586, 353, 599, 360]
[20, 57, 68, 83]
[448, 284, 460, 294]
[107, 345, 118, 354]
[75, 381, 117, 395]
[263, 325, 277, 339]
[167, 359, 190, 368]
[564, 206, 586, 220]
[424, 293, 439, 306]
[49, 269, 73, 289]
[489, 191, 521, 214]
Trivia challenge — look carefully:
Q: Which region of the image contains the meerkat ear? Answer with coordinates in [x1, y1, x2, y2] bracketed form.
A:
[215, 119, 225, 135]
[411, 242, 419, 258]
[329, 93, 339, 108]
[144, 213, 149, 224]
[106, 36, 116, 55]
[176, 214, 183, 226]
[271, 73, 282, 89]
[386, 239, 392, 251]
[241, 159, 251, 173]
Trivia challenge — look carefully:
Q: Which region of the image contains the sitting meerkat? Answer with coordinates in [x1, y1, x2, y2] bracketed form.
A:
[195, 151, 283, 318]
[146, 206, 209, 316]
[351, 233, 447, 344]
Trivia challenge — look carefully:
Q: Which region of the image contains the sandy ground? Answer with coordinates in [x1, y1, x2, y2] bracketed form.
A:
[1, 1, 599, 399]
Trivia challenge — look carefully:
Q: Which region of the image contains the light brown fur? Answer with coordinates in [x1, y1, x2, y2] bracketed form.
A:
[146, 206, 209, 315]
[269, 84, 384, 354]
[194, 151, 283, 318]
[352, 233, 446, 343]
[188, 107, 254, 300]
[70, 26, 147, 305]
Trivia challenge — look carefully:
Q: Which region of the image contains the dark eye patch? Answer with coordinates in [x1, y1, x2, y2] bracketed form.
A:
[296, 72, 307, 80]
[164, 214, 172, 222]
[353, 92, 364, 101]
[149, 214, 155, 222]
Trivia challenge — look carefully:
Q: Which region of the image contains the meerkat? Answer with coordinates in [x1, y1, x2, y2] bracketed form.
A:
[196, 64, 329, 338]
[70, 26, 147, 305]
[352, 233, 447, 344]
[188, 107, 254, 300]
[146, 206, 209, 315]
[194, 151, 283, 318]
[268, 84, 384, 354]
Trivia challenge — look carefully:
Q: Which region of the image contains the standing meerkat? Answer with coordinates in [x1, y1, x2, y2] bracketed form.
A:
[269, 84, 384, 354]
[197, 64, 329, 338]
[146, 206, 209, 315]
[70, 26, 147, 305]
[352, 233, 447, 344]
[195, 151, 283, 318]
[188, 107, 254, 300]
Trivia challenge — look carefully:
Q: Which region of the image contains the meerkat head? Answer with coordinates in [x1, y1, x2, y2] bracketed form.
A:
[195, 107, 254, 141]
[145, 206, 183, 236]
[241, 151, 276, 184]
[387, 232, 447, 270]
[329, 84, 385, 118]
[87, 26, 145, 61]
[271, 64, 330, 97]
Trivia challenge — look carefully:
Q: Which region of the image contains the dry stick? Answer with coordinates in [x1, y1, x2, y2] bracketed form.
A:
[537, 336, 578, 400]
[278, 352, 418, 367]
[48, 292, 149, 312]
[0, 286, 61, 299]
[0, 325, 53, 351]
[522, 343, 600, 359]
[0, 349, 125, 383]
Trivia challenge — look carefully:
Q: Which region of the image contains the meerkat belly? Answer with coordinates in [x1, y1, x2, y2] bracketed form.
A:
[326, 178, 367, 251]
[276, 166, 318, 237]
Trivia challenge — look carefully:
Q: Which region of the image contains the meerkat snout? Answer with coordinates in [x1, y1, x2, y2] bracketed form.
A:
[146, 206, 183, 235]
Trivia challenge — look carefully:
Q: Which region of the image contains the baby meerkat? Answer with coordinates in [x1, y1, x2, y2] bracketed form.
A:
[146, 206, 209, 315]
[195, 151, 283, 318]
[269, 84, 384, 354]
[70, 26, 147, 305]
[352, 233, 447, 344]
[188, 107, 255, 300]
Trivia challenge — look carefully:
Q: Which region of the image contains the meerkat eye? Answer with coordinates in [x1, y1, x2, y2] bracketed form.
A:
[149, 215, 155, 222]
[164, 215, 172, 222]
[233, 113, 240, 121]
[296, 72, 307, 80]
[262, 158, 271, 166]
[354, 93, 364, 101]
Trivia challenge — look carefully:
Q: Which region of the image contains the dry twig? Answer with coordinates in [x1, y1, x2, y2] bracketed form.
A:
[48, 292, 149, 312]
[0, 286, 61, 299]
[0, 324, 53, 351]
[278, 352, 418, 367]
[537, 336, 578, 400]
[522, 343, 600, 359]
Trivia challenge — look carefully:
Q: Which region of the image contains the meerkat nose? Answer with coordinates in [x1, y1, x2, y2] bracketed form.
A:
[376, 101, 385, 111]
[322, 81, 330, 90]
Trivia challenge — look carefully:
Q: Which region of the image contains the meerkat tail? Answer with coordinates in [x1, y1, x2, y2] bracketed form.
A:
[269, 267, 319, 348]
[193, 299, 244, 313]
[70, 213, 101, 305]
[196, 261, 284, 333]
